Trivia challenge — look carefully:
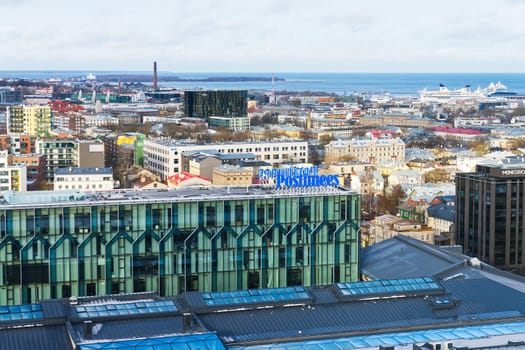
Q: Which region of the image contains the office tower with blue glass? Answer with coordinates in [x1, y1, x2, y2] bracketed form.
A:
[0, 184, 360, 305]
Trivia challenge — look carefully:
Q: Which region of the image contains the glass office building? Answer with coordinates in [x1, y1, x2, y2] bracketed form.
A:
[456, 158, 525, 272]
[0, 186, 360, 305]
[184, 90, 248, 121]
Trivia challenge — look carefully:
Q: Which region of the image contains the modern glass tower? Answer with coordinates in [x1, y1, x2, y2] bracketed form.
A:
[0, 186, 360, 305]
[456, 157, 525, 272]
[184, 90, 248, 121]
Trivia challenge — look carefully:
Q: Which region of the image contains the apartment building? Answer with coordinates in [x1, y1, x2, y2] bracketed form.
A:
[325, 138, 405, 165]
[0, 150, 27, 192]
[6, 105, 52, 137]
[35, 138, 105, 182]
[54, 167, 114, 191]
[143, 139, 308, 180]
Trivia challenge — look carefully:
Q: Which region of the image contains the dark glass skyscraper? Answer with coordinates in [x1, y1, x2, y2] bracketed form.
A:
[456, 158, 525, 273]
[184, 90, 248, 121]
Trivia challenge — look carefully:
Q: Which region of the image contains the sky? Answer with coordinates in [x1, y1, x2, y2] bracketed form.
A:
[1, 0, 525, 72]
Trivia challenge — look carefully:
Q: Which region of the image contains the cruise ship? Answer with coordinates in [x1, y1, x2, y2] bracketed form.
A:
[419, 81, 514, 103]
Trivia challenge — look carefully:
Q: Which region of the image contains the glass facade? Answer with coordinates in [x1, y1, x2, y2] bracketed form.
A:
[0, 188, 360, 305]
[184, 90, 248, 121]
[456, 167, 525, 271]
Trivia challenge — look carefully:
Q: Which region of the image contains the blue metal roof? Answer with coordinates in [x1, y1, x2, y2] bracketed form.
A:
[230, 320, 525, 350]
[75, 300, 177, 319]
[0, 303, 43, 322]
[427, 203, 455, 222]
[202, 286, 310, 307]
[78, 332, 225, 350]
[336, 277, 442, 299]
[198, 278, 525, 345]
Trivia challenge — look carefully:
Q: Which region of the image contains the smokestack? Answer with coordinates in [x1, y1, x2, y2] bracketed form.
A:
[153, 61, 158, 90]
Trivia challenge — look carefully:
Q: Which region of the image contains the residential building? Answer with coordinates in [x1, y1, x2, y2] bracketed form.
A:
[359, 114, 434, 128]
[209, 116, 250, 131]
[35, 138, 105, 183]
[188, 153, 222, 179]
[212, 165, 253, 185]
[456, 157, 525, 273]
[184, 90, 247, 121]
[143, 139, 308, 180]
[54, 167, 113, 191]
[370, 214, 435, 245]
[83, 114, 119, 127]
[8, 154, 46, 191]
[51, 112, 86, 133]
[0, 185, 359, 305]
[0, 150, 26, 192]
[433, 126, 487, 141]
[325, 138, 405, 164]
[167, 172, 211, 188]
[6, 105, 52, 137]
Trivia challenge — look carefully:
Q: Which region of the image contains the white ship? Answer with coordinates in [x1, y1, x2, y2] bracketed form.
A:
[419, 84, 485, 103]
[419, 81, 514, 103]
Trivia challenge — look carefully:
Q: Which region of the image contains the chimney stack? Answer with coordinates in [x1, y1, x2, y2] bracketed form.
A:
[153, 61, 158, 90]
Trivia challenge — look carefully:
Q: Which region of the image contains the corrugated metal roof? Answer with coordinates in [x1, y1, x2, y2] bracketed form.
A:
[78, 332, 225, 350]
[72, 316, 186, 342]
[230, 320, 525, 350]
[361, 235, 462, 279]
[196, 278, 525, 345]
[0, 325, 72, 350]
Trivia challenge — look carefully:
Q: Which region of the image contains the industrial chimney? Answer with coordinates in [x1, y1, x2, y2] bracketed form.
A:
[153, 61, 158, 90]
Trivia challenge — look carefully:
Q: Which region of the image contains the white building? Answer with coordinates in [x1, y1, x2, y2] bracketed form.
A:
[0, 150, 27, 192]
[54, 167, 114, 191]
[325, 138, 405, 164]
[388, 169, 424, 188]
[143, 139, 308, 180]
[83, 114, 119, 127]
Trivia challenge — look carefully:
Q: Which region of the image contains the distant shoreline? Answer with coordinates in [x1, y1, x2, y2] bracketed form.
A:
[88, 75, 285, 83]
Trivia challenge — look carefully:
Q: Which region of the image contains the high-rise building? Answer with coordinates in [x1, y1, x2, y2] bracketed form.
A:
[184, 90, 247, 121]
[35, 138, 105, 183]
[6, 105, 52, 137]
[456, 157, 525, 272]
[0, 185, 359, 305]
[0, 88, 23, 104]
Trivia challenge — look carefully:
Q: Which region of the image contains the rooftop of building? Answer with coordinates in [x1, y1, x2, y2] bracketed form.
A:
[361, 235, 525, 293]
[55, 167, 113, 175]
[0, 185, 353, 208]
[427, 202, 456, 222]
[214, 164, 252, 173]
[145, 138, 307, 148]
[433, 126, 487, 135]
[1, 271, 525, 349]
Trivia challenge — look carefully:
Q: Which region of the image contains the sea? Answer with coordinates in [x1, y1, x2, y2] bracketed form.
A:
[2, 71, 525, 96]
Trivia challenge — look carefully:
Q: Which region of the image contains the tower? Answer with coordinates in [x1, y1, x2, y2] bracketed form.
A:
[153, 61, 158, 90]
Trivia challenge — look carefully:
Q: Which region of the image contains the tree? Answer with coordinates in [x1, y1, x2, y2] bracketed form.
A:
[423, 169, 449, 183]
[507, 137, 525, 150]
[308, 146, 323, 165]
[376, 185, 406, 215]
[469, 137, 489, 155]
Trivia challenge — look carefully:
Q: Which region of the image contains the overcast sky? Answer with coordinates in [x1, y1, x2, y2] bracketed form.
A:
[1, 0, 524, 72]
